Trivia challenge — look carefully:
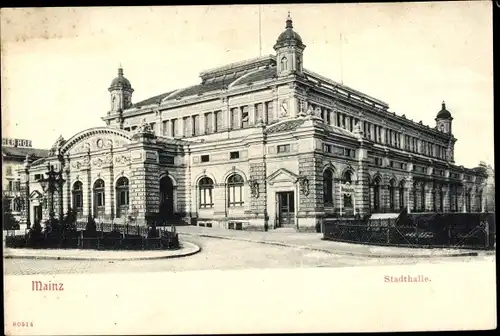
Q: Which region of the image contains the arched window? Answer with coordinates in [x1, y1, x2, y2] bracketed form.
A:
[281, 56, 288, 71]
[72, 181, 83, 213]
[116, 177, 129, 218]
[372, 177, 381, 212]
[199, 177, 214, 208]
[93, 179, 105, 217]
[399, 181, 405, 210]
[323, 169, 334, 205]
[227, 174, 244, 207]
[389, 180, 396, 211]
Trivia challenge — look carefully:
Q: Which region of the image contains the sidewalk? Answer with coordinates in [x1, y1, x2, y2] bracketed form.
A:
[176, 226, 495, 258]
[3, 241, 201, 261]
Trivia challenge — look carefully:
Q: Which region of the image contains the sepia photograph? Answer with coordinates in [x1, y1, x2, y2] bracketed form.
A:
[2, 3, 496, 334]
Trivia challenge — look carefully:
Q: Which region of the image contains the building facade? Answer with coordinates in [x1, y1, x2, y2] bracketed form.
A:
[2, 138, 48, 225]
[24, 15, 489, 231]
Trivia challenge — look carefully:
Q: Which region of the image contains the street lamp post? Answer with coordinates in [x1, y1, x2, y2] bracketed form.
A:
[39, 163, 66, 225]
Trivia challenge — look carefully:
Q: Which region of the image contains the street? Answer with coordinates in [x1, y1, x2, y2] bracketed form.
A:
[3, 236, 494, 275]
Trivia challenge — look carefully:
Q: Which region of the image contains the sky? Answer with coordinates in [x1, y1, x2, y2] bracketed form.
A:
[1, 3, 494, 168]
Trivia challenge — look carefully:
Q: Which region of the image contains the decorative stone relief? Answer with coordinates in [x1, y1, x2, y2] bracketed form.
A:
[298, 177, 310, 196]
[115, 155, 131, 164]
[249, 180, 260, 198]
[104, 153, 113, 164]
[92, 157, 104, 167]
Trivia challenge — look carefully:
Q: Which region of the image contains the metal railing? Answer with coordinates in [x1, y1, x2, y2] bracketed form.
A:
[323, 212, 495, 250]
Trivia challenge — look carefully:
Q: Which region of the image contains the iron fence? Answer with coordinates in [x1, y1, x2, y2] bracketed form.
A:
[5, 230, 179, 250]
[323, 212, 495, 250]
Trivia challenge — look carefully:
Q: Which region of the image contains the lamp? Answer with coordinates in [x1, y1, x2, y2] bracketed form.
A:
[39, 176, 49, 193]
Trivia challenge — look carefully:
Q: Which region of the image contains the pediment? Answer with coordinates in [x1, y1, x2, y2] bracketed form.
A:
[61, 127, 132, 156]
[29, 190, 43, 199]
[267, 168, 299, 185]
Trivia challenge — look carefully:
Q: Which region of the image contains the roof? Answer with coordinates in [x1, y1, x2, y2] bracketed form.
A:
[266, 119, 306, 134]
[2, 147, 49, 160]
[109, 68, 132, 91]
[132, 90, 176, 108]
[324, 125, 357, 138]
[436, 101, 452, 119]
[132, 64, 278, 108]
[274, 14, 304, 48]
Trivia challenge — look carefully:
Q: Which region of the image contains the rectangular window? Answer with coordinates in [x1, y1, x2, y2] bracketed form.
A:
[349, 117, 354, 132]
[321, 109, 325, 122]
[338, 113, 342, 129]
[214, 111, 222, 132]
[390, 160, 394, 168]
[171, 119, 177, 137]
[162, 120, 168, 136]
[205, 112, 213, 134]
[277, 144, 291, 153]
[324, 144, 332, 153]
[326, 110, 331, 125]
[231, 108, 239, 129]
[183, 117, 190, 137]
[230, 151, 240, 159]
[266, 101, 273, 123]
[149, 123, 156, 134]
[241, 105, 249, 128]
[255, 103, 264, 123]
[344, 148, 351, 157]
[192, 115, 199, 136]
[201, 155, 210, 163]
[342, 115, 346, 129]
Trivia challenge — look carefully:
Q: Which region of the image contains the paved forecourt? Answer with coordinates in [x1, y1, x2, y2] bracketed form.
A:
[175, 226, 493, 258]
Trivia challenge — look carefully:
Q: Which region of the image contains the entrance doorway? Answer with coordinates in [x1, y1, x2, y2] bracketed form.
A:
[276, 191, 295, 228]
[159, 176, 175, 221]
[34, 205, 42, 225]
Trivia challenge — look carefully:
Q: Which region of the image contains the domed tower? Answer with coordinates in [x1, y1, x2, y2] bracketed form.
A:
[435, 101, 453, 134]
[273, 12, 306, 77]
[108, 66, 134, 115]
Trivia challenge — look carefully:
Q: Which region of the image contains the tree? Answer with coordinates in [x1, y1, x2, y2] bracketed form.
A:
[2, 197, 19, 230]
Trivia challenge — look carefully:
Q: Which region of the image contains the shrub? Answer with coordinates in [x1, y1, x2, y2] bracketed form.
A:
[62, 207, 78, 233]
[85, 215, 97, 236]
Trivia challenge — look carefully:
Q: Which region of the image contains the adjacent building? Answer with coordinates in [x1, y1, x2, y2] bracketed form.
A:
[24, 15, 490, 231]
[2, 138, 49, 225]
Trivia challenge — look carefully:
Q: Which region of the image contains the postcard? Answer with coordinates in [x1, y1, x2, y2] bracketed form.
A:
[2, 3, 496, 335]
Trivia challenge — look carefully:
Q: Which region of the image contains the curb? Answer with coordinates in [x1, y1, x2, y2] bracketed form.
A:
[180, 232, 492, 259]
[3, 241, 201, 261]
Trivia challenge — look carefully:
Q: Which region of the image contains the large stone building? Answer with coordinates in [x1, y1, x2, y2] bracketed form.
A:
[2, 138, 48, 225]
[24, 15, 489, 231]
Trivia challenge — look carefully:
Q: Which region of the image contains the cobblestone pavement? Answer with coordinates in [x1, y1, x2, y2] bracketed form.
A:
[3, 237, 495, 275]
